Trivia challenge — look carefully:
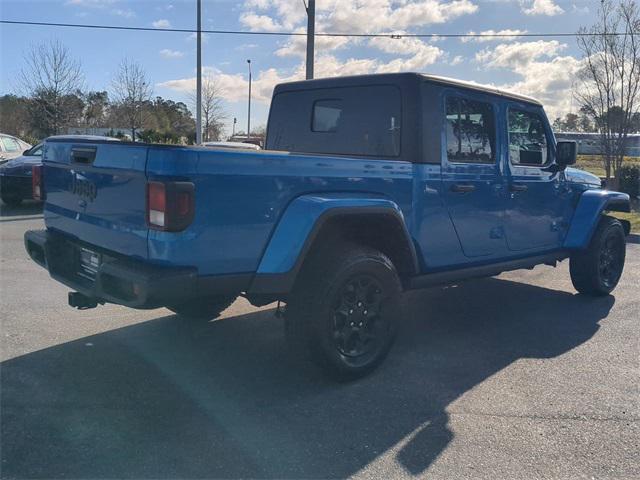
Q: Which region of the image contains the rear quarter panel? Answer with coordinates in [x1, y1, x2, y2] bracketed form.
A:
[146, 148, 414, 275]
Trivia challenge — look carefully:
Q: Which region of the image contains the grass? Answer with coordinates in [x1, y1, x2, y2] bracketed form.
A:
[575, 155, 640, 178]
[574, 155, 640, 233]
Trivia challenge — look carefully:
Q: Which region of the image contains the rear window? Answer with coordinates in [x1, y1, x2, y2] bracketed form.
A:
[1, 136, 20, 152]
[267, 85, 402, 157]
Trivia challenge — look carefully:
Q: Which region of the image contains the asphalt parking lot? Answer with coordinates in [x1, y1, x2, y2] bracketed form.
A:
[1, 203, 639, 479]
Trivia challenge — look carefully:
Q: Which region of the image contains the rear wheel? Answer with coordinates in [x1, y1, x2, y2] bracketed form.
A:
[286, 243, 402, 379]
[169, 295, 237, 321]
[570, 216, 626, 296]
[1, 194, 22, 207]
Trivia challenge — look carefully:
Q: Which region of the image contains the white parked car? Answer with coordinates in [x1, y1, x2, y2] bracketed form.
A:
[202, 141, 261, 151]
[0, 134, 32, 164]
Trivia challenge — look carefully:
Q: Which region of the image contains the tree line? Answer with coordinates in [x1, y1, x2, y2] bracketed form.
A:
[575, 0, 640, 184]
[0, 40, 226, 145]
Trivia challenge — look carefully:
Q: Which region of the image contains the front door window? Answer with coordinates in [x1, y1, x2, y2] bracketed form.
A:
[508, 109, 549, 166]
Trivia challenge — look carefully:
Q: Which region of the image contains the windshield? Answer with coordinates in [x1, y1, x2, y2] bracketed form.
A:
[28, 144, 43, 156]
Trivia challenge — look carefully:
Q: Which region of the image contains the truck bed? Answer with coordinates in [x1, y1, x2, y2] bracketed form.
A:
[42, 138, 415, 276]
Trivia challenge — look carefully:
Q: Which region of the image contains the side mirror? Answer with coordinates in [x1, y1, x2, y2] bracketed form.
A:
[556, 141, 577, 168]
[23, 149, 31, 156]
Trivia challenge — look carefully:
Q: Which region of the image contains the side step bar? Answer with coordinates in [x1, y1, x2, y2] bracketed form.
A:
[408, 252, 568, 290]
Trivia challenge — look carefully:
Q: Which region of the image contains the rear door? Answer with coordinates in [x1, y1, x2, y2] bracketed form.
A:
[441, 93, 507, 258]
[43, 140, 149, 259]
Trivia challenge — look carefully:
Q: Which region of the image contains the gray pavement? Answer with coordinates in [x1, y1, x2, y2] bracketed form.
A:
[1, 207, 639, 479]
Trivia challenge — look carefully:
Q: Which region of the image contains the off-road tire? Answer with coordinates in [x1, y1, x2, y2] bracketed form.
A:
[1, 194, 22, 207]
[285, 242, 402, 380]
[570, 215, 626, 296]
[169, 295, 237, 321]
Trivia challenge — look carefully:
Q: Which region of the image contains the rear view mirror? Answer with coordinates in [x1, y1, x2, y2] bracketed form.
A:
[556, 141, 577, 168]
[23, 149, 31, 156]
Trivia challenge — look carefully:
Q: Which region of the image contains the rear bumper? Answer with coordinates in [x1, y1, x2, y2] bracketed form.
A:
[24, 229, 250, 309]
[0, 175, 33, 199]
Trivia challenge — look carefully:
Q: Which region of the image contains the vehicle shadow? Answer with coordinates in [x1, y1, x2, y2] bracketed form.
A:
[1, 278, 613, 479]
[0, 200, 42, 219]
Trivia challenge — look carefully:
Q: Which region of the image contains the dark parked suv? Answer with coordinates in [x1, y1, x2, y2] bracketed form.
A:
[0, 135, 119, 206]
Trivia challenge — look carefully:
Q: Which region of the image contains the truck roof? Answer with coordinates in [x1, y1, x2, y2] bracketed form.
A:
[274, 72, 542, 107]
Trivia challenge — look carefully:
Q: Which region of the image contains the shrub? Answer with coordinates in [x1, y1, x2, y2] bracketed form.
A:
[618, 164, 640, 198]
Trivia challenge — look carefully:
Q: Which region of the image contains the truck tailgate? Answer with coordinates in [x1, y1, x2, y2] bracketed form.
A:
[43, 140, 149, 260]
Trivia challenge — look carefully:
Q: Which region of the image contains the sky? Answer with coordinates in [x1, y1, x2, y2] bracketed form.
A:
[1, 0, 596, 136]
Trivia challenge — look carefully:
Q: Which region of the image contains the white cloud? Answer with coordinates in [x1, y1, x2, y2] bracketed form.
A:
[319, 0, 479, 33]
[275, 28, 352, 58]
[475, 40, 582, 118]
[476, 40, 566, 68]
[160, 49, 184, 58]
[65, 0, 117, 5]
[572, 3, 589, 14]
[235, 43, 259, 51]
[159, 44, 445, 108]
[521, 0, 564, 16]
[152, 19, 171, 29]
[504, 56, 581, 118]
[186, 33, 210, 43]
[240, 13, 284, 32]
[245, 0, 478, 60]
[159, 69, 282, 105]
[112, 8, 134, 18]
[461, 29, 528, 43]
[450, 55, 464, 65]
[65, 0, 134, 17]
[368, 36, 444, 70]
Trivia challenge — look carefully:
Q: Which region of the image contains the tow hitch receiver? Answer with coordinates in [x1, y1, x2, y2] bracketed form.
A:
[68, 291, 101, 310]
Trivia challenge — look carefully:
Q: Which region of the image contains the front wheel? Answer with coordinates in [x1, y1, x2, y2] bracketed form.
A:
[286, 243, 402, 380]
[169, 295, 237, 321]
[570, 216, 626, 296]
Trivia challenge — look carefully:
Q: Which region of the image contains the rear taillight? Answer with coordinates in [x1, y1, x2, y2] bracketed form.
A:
[32, 165, 44, 201]
[146, 181, 195, 231]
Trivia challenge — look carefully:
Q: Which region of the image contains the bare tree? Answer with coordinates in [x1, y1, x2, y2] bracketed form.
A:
[20, 40, 84, 135]
[576, 0, 640, 184]
[189, 76, 226, 141]
[111, 59, 152, 141]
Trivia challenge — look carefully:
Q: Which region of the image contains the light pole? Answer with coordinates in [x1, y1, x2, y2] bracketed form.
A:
[305, 0, 315, 79]
[247, 59, 252, 141]
[195, 0, 202, 145]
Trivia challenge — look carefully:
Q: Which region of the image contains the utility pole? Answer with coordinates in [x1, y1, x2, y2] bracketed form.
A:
[305, 0, 315, 79]
[247, 59, 252, 141]
[196, 0, 202, 145]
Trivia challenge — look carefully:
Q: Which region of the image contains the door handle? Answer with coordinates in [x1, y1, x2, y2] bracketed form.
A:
[509, 183, 528, 192]
[450, 183, 475, 193]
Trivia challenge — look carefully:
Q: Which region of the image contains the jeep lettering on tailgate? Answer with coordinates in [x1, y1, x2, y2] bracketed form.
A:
[70, 174, 97, 202]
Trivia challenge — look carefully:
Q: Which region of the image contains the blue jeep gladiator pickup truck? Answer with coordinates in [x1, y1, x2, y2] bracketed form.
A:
[25, 73, 630, 378]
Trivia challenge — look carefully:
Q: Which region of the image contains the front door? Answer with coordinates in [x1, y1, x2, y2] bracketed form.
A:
[441, 94, 507, 258]
[503, 106, 571, 251]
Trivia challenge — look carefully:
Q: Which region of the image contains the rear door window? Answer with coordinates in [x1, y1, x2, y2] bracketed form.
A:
[445, 96, 495, 164]
[508, 109, 549, 166]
